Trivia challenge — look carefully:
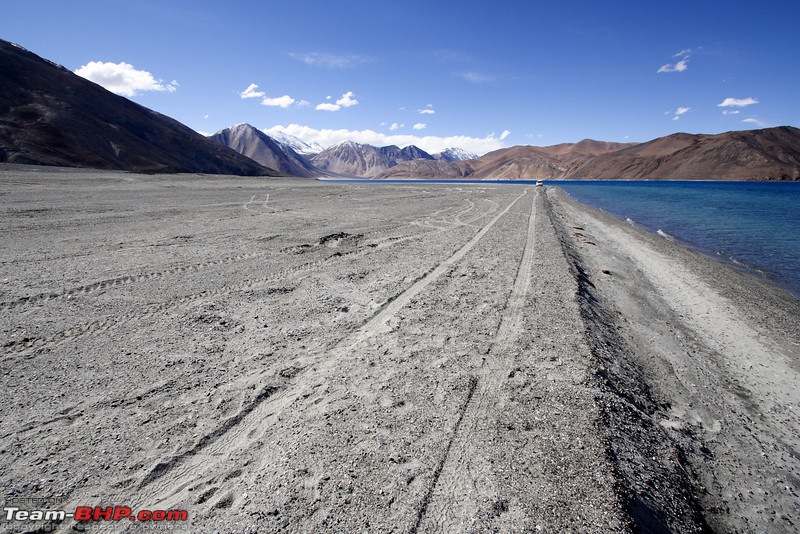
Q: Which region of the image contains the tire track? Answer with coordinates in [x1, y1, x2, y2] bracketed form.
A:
[13, 196, 484, 317]
[414, 188, 541, 532]
[137, 382, 283, 490]
[348, 188, 530, 345]
[1, 211, 446, 312]
[0, 247, 277, 311]
[94, 189, 530, 520]
[1, 210, 473, 356]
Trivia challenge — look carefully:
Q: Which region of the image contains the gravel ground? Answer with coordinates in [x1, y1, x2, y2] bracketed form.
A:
[1, 168, 797, 533]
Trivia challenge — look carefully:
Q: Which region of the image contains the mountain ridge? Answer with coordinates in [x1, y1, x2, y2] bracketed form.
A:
[2, 40, 798, 181]
[0, 39, 275, 175]
[210, 124, 319, 178]
[309, 142, 435, 178]
[374, 131, 800, 181]
[562, 127, 800, 181]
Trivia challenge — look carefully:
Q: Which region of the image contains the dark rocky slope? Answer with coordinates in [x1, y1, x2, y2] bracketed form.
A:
[0, 40, 275, 175]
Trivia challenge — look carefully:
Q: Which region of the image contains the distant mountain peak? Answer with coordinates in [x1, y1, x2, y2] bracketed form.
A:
[310, 141, 434, 178]
[211, 123, 320, 178]
[436, 147, 478, 162]
[332, 139, 364, 149]
[265, 129, 324, 156]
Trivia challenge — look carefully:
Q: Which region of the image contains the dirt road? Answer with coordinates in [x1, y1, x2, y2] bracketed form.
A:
[1, 169, 798, 532]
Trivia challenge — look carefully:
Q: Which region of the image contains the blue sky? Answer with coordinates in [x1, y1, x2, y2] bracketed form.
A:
[3, 0, 798, 154]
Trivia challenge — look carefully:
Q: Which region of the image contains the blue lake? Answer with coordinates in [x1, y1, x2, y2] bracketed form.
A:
[555, 180, 800, 299]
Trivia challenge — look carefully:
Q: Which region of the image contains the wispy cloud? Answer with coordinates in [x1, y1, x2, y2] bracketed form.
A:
[389, 122, 403, 131]
[742, 117, 766, 127]
[240, 83, 265, 99]
[418, 104, 435, 115]
[500, 130, 511, 140]
[289, 52, 371, 69]
[657, 49, 691, 74]
[75, 61, 177, 97]
[261, 95, 295, 108]
[461, 71, 494, 83]
[718, 97, 759, 108]
[672, 106, 691, 120]
[315, 91, 359, 112]
[412, 123, 426, 130]
[268, 124, 511, 156]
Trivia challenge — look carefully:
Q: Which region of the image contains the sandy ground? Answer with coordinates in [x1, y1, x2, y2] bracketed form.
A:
[0, 168, 798, 533]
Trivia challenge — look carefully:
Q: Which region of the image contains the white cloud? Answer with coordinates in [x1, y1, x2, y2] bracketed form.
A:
[240, 83, 265, 99]
[658, 58, 689, 73]
[267, 124, 510, 156]
[722, 110, 740, 115]
[500, 130, 511, 140]
[389, 122, 403, 131]
[418, 104, 435, 115]
[74, 61, 177, 97]
[288, 52, 371, 69]
[413, 123, 427, 130]
[657, 49, 691, 74]
[315, 91, 359, 112]
[718, 97, 759, 108]
[742, 118, 766, 127]
[673, 107, 691, 120]
[261, 95, 296, 108]
[316, 102, 341, 111]
[336, 91, 359, 108]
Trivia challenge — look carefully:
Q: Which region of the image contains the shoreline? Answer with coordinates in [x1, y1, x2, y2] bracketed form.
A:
[321, 175, 800, 300]
[1, 171, 797, 532]
[547, 186, 800, 531]
[551, 185, 800, 301]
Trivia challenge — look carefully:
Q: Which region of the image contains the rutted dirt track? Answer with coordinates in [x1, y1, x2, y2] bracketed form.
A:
[1, 169, 798, 533]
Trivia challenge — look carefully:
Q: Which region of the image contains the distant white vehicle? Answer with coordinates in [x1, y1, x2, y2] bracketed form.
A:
[536, 180, 543, 187]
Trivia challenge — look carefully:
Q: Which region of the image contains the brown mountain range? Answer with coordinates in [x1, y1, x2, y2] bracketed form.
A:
[562, 127, 800, 181]
[376, 139, 637, 180]
[0, 40, 274, 175]
[2, 39, 798, 181]
[377, 129, 800, 181]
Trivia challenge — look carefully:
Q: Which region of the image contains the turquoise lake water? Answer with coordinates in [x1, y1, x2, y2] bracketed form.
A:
[555, 180, 800, 299]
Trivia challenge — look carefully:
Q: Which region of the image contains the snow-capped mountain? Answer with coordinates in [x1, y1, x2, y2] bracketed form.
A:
[310, 142, 434, 178]
[435, 147, 478, 162]
[210, 123, 319, 178]
[264, 129, 324, 155]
